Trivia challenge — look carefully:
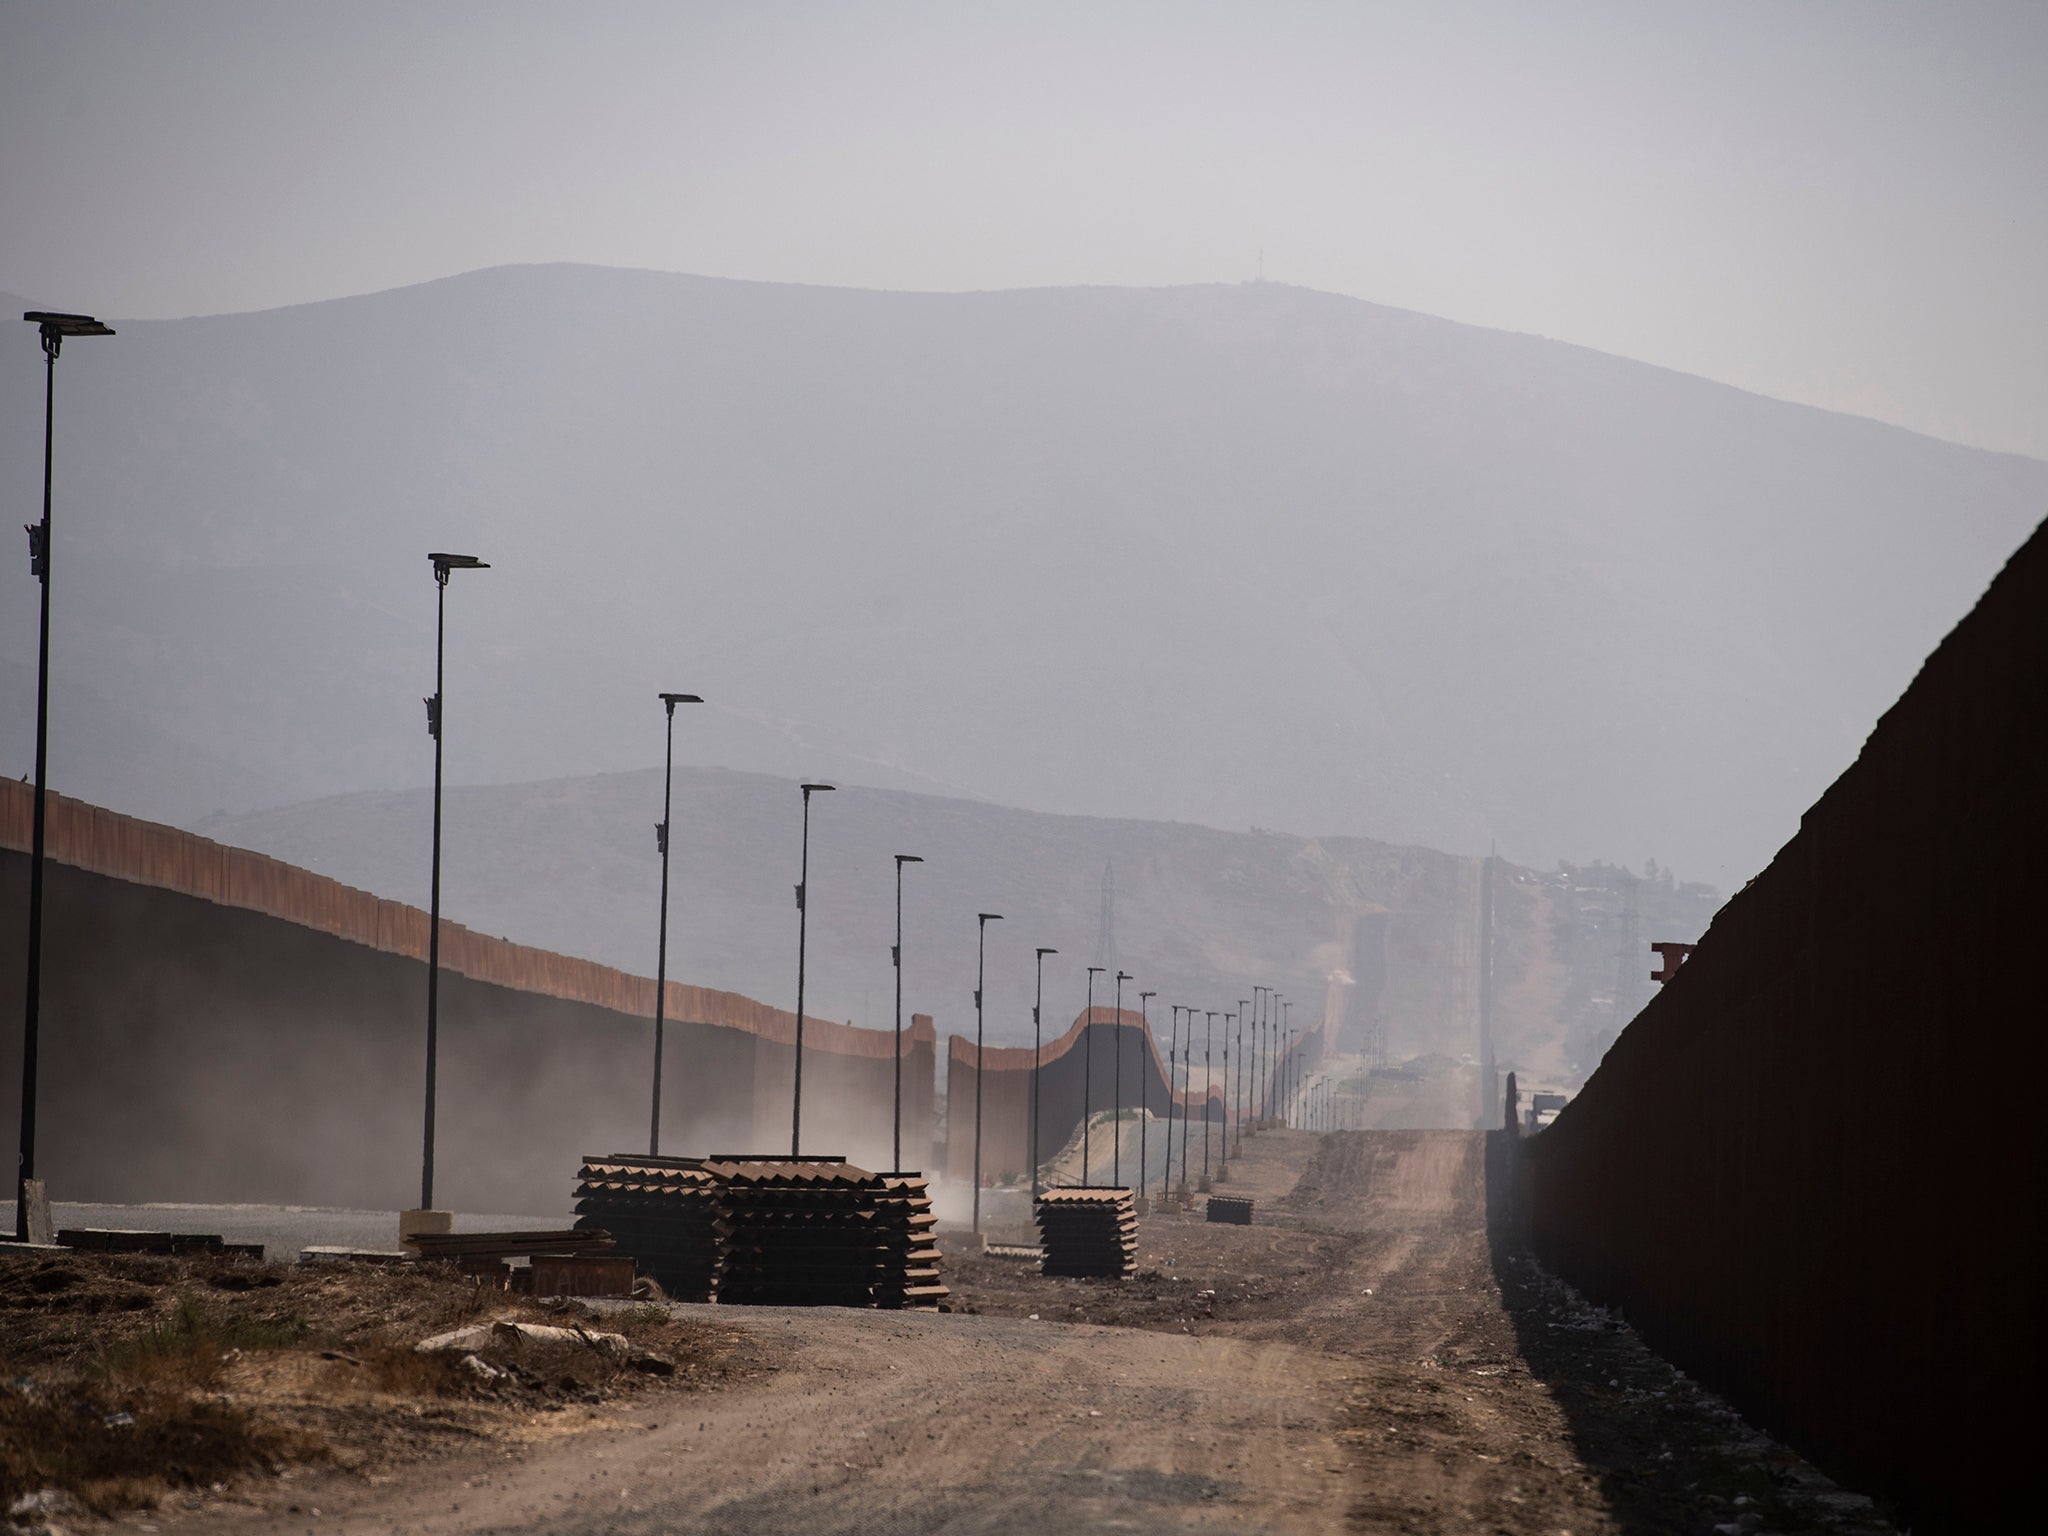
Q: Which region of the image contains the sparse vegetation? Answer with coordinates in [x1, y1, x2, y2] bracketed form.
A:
[0, 1250, 762, 1519]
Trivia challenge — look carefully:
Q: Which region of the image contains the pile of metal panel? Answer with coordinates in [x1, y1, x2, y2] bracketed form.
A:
[572, 1155, 720, 1301]
[707, 1158, 887, 1308]
[869, 1173, 948, 1310]
[572, 1155, 946, 1308]
[1034, 1186, 1139, 1278]
[58, 1229, 263, 1260]
[1205, 1195, 1255, 1226]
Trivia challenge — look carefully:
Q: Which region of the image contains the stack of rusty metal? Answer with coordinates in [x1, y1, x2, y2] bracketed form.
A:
[1034, 1186, 1139, 1278]
[707, 1158, 900, 1308]
[868, 1173, 948, 1310]
[59, 1229, 264, 1260]
[1205, 1195, 1255, 1226]
[407, 1228, 616, 1285]
[571, 1155, 720, 1301]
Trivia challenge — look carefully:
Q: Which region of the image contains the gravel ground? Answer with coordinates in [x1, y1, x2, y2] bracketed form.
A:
[120, 1127, 1897, 1534]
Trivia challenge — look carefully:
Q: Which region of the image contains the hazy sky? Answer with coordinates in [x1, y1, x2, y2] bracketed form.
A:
[3, 1, 2045, 459]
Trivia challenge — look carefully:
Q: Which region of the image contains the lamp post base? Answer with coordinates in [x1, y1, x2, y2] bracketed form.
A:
[399, 1208, 453, 1253]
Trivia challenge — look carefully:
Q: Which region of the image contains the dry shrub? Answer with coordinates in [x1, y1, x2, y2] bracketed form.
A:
[0, 1381, 322, 1517]
[97, 1293, 307, 1391]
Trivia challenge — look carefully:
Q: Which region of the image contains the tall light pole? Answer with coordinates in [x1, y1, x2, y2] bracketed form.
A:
[1177, 1006, 1193, 1195]
[648, 692, 702, 1156]
[1252, 986, 1267, 1126]
[1201, 1011, 1217, 1190]
[15, 311, 113, 1242]
[1083, 965, 1104, 1183]
[1171, 1003, 1187, 1212]
[1235, 999, 1250, 1153]
[1030, 947, 1056, 1199]
[1138, 991, 1155, 1208]
[891, 854, 924, 1171]
[1165, 1005, 1183, 1200]
[972, 912, 1003, 1233]
[1212, 1015, 1228, 1187]
[1283, 999, 1295, 1127]
[1271, 992, 1285, 1125]
[790, 782, 835, 1157]
[419, 551, 489, 1215]
[1112, 970, 1131, 1187]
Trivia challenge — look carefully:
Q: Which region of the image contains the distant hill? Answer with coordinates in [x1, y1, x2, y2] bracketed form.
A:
[202, 764, 1721, 1091]
[4, 267, 2042, 884]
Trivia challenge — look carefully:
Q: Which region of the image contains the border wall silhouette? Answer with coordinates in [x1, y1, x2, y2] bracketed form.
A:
[944, 1001, 1335, 1189]
[1518, 518, 2045, 1532]
[0, 784, 935, 1211]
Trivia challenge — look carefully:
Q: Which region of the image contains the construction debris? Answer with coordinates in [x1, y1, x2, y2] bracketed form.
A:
[57, 1229, 263, 1259]
[1034, 1187, 1139, 1278]
[530, 1253, 637, 1298]
[414, 1317, 673, 1373]
[1206, 1196, 1254, 1226]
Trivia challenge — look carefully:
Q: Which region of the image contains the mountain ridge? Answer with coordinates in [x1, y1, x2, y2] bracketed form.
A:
[4, 263, 2041, 884]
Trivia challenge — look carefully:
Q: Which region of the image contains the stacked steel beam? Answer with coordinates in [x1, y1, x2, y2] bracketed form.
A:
[870, 1173, 948, 1310]
[707, 1158, 885, 1307]
[571, 1155, 720, 1301]
[1034, 1186, 1139, 1278]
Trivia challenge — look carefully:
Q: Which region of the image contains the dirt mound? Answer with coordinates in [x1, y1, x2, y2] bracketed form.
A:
[0, 1249, 763, 1520]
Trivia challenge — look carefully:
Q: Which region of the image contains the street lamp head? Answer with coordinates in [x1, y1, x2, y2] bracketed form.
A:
[1140, 990, 1155, 1002]
[1116, 970, 1132, 983]
[1036, 946, 1057, 958]
[800, 782, 836, 796]
[24, 311, 116, 338]
[978, 911, 1003, 925]
[429, 552, 489, 586]
[896, 853, 924, 866]
[658, 692, 703, 709]
[24, 312, 114, 359]
[1086, 965, 1106, 979]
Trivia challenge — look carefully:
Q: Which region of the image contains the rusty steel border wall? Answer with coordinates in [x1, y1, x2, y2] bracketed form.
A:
[0, 784, 938, 1209]
[944, 1007, 1230, 1187]
[1265, 1008, 1332, 1123]
[0, 781, 907, 1056]
[1516, 518, 2046, 1534]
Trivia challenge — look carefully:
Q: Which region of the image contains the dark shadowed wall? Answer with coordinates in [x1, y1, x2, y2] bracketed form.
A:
[1518, 517, 2046, 1534]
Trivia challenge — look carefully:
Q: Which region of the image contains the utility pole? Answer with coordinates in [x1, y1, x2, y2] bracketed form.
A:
[1138, 990, 1155, 1209]
[891, 854, 924, 1171]
[649, 692, 703, 1155]
[1083, 966, 1104, 1183]
[790, 782, 835, 1156]
[972, 912, 1002, 1233]
[1030, 946, 1056, 1199]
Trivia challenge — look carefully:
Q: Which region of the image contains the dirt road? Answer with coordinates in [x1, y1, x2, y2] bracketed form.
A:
[145, 1129, 1891, 1534]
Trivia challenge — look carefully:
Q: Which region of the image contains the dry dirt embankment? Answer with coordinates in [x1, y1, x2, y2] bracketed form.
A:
[127, 1130, 1890, 1535]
